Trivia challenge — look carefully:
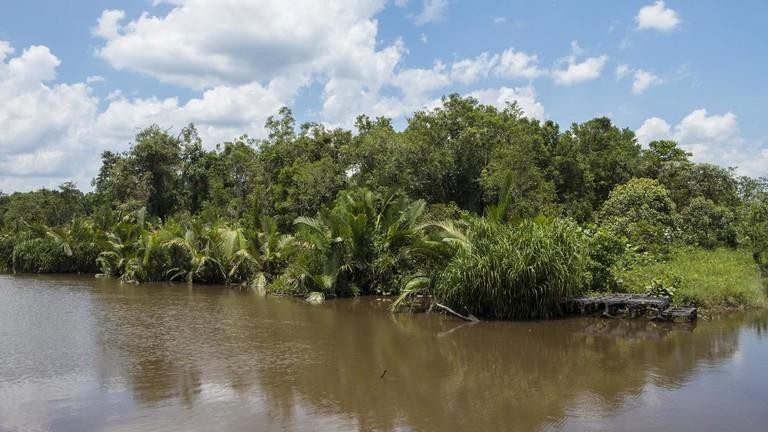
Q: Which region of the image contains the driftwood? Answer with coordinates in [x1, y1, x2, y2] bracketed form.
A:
[434, 303, 479, 322]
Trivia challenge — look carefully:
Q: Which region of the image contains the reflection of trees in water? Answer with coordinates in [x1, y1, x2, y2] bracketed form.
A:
[744, 310, 768, 338]
[256, 301, 744, 430]
[89, 281, 747, 431]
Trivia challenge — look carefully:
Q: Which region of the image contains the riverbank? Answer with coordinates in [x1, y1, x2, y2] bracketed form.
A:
[617, 247, 767, 310]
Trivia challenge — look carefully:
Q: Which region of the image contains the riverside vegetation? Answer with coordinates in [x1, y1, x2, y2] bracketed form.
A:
[1, 95, 766, 319]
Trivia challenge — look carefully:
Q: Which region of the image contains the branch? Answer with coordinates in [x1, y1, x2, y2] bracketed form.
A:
[434, 303, 479, 322]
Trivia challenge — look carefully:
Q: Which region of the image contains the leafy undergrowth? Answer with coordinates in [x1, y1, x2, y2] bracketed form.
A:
[617, 247, 766, 309]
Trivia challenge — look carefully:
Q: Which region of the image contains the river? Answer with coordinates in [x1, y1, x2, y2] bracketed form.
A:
[1, 274, 767, 431]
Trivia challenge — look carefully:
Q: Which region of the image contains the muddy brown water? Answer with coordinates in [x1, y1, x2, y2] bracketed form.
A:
[1, 275, 767, 432]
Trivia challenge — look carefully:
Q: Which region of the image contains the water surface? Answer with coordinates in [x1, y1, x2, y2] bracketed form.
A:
[1, 274, 767, 431]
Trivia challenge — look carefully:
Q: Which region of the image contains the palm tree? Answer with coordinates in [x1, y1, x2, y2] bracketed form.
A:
[276, 188, 427, 297]
[162, 220, 225, 283]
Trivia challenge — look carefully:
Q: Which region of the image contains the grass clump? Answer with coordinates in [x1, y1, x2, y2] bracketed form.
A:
[617, 247, 765, 308]
[431, 217, 590, 320]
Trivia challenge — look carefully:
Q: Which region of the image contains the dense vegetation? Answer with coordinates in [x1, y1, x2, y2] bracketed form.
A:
[1, 95, 766, 318]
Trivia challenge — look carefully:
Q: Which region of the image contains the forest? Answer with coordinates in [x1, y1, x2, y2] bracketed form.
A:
[1, 95, 766, 319]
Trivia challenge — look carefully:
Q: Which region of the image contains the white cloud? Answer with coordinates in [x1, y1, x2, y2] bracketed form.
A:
[636, 1, 680, 32]
[495, 48, 543, 80]
[0, 45, 96, 157]
[0, 40, 15, 61]
[94, 0, 391, 90]
[467, 86, 545, 121]
[86, 75, 106, 84]
[615, 64, 631, 79]
[450, 52, 498, 84]
[549, 41, 607, 86]
[0, 44, 101, 190]
[392, 62, 450, 99]
[551, 55, 608, 86]
[92, 9, 126, 40]
[616, 64, 663, 94]
[0, 39, 303, 192]
[413, 0, 449, 25]
[631, 69, 662, 94]
[636, 109, 767, 176]
[674, 109, 738, 146]
[636, 117, 672, 145]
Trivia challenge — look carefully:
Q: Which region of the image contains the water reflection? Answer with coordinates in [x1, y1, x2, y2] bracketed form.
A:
[1, 275, 767, 431]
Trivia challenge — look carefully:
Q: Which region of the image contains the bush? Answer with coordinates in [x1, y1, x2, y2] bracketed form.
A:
[679, 197, 737, 248]
[0, 234, 14, 272]
[741, 194, 768, 273]
[584, 226, 627, 292]
[434, 217, 590, 320]
[598, 178, 677, 253]
[12, 237, 73, 273]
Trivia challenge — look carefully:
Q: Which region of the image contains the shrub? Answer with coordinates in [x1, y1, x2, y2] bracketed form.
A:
[584, 226, 627, 292]
[644, 278, 679, 300]
[598, 178, 677, 253]
[433, 217, 590, 320]
[741, 194, 768, 273]
[679, 197, 737, 248]
[12, 237, 73, 273]
[0, 234, 15, 272]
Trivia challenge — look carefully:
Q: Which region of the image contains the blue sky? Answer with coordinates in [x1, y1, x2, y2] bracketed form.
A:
[1, 0, 766, 191]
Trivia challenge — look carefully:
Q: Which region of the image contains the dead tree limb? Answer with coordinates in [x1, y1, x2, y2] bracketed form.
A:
[434, 303, 479, 322]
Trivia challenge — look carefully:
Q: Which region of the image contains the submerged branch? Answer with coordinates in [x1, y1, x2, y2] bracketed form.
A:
[434, 302, 479, 322]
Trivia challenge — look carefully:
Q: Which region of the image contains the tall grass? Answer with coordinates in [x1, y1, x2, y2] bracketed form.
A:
[617, 247, 765, 308]
[432, 217, 590, 320]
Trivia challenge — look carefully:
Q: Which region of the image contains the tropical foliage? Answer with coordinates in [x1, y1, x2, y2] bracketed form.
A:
[1, 95, 766, 316]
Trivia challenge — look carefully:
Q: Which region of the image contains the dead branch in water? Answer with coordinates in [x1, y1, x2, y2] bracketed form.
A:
[434, 303, 479, 322]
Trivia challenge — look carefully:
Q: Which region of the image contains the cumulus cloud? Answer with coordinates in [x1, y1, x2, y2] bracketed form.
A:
[466, 86, 546, 121]
[636, 1, 680, 32]
[551, 55, 608, 86]
[92, 9, 125, 40]
[616, 65, 663, 94]
[631, 70, 662, 94]
[549, 41, 608, 86]
[615, 64, 632, 79]
[413, 0, 449, 25]
[635, 117, 672, 145]
[0, 44, 100, 190]
[495, 49, 544, 80]
[0, 38, 304, 192]
[94, 0, 391, 90]
[636, 109, 767, 177]
[450, 52, 498, 84]
[86, 75, 106, 84]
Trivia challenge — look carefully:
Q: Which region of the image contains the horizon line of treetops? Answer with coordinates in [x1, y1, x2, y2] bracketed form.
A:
[0, 94, 766, 319]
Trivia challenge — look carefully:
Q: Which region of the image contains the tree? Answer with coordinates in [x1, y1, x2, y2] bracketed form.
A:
[204, 137, 262, 221]
[401, 95, 502, 212]
[179, 124, 211, 214]
[552, 117, 642, 221]
[657, 162, 739, 208]
[640, 140, 691, 178]
[259, 119, 350, 228]
[597, 178, 677, 252]
[679, 197, 737, 248]
[131, 125, 183, 218]
[479, 117, 559, 219]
